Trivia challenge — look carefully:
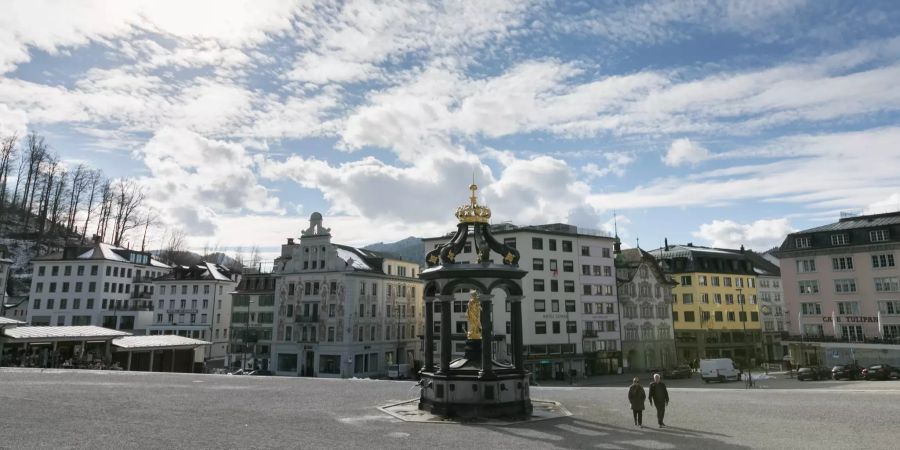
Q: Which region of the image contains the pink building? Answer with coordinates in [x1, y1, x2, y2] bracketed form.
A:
[779, 211, 900, 367]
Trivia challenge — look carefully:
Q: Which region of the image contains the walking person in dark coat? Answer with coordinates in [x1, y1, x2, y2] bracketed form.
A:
[628, 377, 646, 427]
[649, 373, 670, 427]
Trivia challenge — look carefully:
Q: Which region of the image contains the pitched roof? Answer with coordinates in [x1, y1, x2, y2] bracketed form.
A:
[797, 211, 900, 233]
[112, 335, 210, 350]
[3, 325, 131, 341]
[0, 317, 25, 326]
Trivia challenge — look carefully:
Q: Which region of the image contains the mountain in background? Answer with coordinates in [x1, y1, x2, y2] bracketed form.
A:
[363, 236, 425, 266]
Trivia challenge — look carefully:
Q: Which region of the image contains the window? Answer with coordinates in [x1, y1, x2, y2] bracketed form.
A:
[562, 240, 572, 252]
[879, 300, 900, 315]
[714, 293, 722, 304]
[700, 293, 709, 304]
[683, 311, 695, 322]
[534, 300, 545, 312]
[832, 257, 854, 271]
[503, 237, 516, 248]
[795, 237, 811, 248]
[870, 230, 889, 242]
[52, 266, 59, 276]
[725, 294, 734, 304]
[534, 279, 545, 292]
[532, 258, 544, 271]
[799, 280, 819, 294]
[535, 322, 547, 334]
[680, 275, 692, 286]
[551, 300, 559, 312]
[602, 248, 610, 258]
[550, 280, 559, 292]
[796, 259, 816, 273]
[548, 239, 557, 251]
[801, 302, 822, 315]
[532, 237, 543, 250]
[837, 301, 860, 315]
[723, 277, 732, 287]
[875, 277, 900, 292]
[564, 280, 575, 292]
[872, 254, 895, 268]
[698, 275, 707, 286]
[581, 246, 590, 256]
[563, 260, 573, 272]
[565, 300, 576, 312]
[552, 321, 561, 334]
[831, 234, 849, 246]
[566, 321, 577, 333]
[834, 279, 857, 293]
[682, 293, 694, 304]
[714, 311, 723, 322]
[91, 265, 98, 276]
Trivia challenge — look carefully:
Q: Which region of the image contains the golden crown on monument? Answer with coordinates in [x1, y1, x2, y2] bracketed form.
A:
[455, 182, 492, 224]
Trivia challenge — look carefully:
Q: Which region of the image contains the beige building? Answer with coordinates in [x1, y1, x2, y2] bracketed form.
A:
[779, 211, 900, 366]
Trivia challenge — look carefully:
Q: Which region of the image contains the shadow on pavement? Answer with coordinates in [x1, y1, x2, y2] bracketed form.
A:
[489, 417, 749, 449]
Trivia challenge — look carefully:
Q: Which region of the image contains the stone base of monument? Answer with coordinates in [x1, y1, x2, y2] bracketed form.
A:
[414, 339, 536, 419]
[379, 398, 571, 426]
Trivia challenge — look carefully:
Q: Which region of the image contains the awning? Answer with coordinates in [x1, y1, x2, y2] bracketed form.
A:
[112, 335, 211, 352]
[2, 325, 131, 343]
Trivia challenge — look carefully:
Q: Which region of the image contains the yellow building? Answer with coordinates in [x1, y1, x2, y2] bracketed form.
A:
[650, 244, 763, 368]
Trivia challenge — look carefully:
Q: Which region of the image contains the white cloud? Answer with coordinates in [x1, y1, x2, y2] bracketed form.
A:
[590, 126, 900, 213]
[692, 218, 795, 250]
[0, 104, 27, 136]
[663, 138, 710, 167]
[141, 127, 281, 236]
[864, 193, 900, 215]
[582, 152, 636, 179]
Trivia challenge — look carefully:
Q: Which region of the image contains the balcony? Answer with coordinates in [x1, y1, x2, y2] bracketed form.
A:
[166, 308, 199, 314]
[109, 302, 154, 311]
[132, 276, 155, 283]
[130, 291, 153, 300]
[583, 330, 599, 338]
[294, 315, 319, 323]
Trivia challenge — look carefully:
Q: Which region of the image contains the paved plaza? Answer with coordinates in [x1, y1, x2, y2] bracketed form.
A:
[1, 369, 897, 449]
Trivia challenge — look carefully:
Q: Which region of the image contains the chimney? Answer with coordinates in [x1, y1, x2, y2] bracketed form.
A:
[287, 238, 294, 245]
[664, 238, 669, 251]
[687, 242, 693, 247]
[740, 245, 745, 253]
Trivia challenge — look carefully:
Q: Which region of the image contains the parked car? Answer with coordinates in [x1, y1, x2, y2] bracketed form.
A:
[666, 365, 693, 379]
[700, 358, 740, 383]
[797, 366, 831, 381]
[862, 364, 899, 380]
[831, 364, 863, 380]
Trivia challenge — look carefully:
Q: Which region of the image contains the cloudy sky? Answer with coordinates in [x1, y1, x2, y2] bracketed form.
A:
[2, 0, 900, 257]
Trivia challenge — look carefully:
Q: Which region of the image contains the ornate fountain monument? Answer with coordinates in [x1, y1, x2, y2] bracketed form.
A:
[417, 182, 532, 418]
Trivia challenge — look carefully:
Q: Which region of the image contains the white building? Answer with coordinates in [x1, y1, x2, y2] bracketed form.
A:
[26, 237, 171, 332]
[228, 273, 277, 372]
[746, 251, 787, 362]
[423, 223, 619, 381]
[267, 213, 424, 378]
[147, 262, 239, 368]
[615, 248, 677, 372]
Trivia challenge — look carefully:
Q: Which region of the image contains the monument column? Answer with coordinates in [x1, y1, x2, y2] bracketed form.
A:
[438, 294, 453, 374]
[479, 294, 495, 379]
[424, 296, 435, 372]
[509, 295, 524, 372]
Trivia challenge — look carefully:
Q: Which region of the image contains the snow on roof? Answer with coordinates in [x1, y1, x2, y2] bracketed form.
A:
[203, 261, 231, 281]
[336, 247, 374, 271]
[3, 325, 131, 340]
[150, 258, 171, 268]
[0, 317, 25, 325]
[112, 335, 210, 350]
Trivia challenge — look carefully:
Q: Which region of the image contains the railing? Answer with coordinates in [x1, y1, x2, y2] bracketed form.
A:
[782, 334, 900, 345]
[166, 308, 199, 314]
[294, 315, 319, 323]
[130, 291, 152, 299]
[132, 276, 155, 283]
[583, 330, 599, 338]
[109, 303, 154, 311]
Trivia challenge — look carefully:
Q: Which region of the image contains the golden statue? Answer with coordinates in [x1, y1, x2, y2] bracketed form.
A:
[466, 291, 482, 340]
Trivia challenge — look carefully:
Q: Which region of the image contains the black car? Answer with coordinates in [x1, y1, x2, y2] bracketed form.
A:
[666, 365, 693, 379]
[797, 366, 831, 381]
[832, 364, 863, 380]
[862, 364, 899, 380]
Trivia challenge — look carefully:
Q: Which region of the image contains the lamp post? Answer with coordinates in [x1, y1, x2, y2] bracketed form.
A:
[737, 287, 752, 387]
[566, 308, 573, 385]
[243, 298, 254, 371]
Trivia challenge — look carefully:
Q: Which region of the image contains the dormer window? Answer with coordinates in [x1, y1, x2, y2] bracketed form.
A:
[795, 237, 811, 248]
[830, 234, 848, 246]
[870, 230, 889, 242]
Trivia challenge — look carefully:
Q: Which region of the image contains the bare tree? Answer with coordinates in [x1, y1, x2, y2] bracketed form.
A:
[158, 228, 187, 266]
[110, 178, 145, 246]
[0, 133, 17, 214]
[49, 168, 68, 235]
[248, 246, 261, 272]
[138, 210, 160, 252]
[65, 164, 89, 234]
[21, 132, 47, 230]
[95, 179, 113, 242]
[81, 170, 103, 242]
[36, 156, 59, 236]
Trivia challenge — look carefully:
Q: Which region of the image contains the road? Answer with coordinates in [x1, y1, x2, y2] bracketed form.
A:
[0, 368, 897, 449]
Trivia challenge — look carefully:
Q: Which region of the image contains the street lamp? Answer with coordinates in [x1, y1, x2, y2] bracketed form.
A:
[566, 308, 572, 385]
[243, 298, 254, 371]
[737, 287, 752, 387]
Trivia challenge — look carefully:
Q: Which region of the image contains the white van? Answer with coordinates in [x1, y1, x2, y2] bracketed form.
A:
[387, 364, 410, 379]
[700, 358, 740, 383]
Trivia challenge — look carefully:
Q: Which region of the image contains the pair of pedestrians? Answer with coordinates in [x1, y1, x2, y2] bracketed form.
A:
[627, 373, 669, 428]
